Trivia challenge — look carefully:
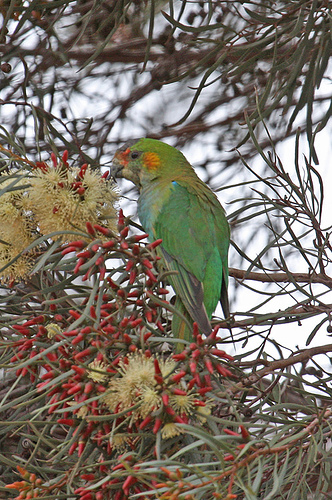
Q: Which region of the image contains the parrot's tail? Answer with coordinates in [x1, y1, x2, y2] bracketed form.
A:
[172, 296, 198, 352]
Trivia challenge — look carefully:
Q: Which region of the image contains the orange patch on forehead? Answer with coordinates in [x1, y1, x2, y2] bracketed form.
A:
[114, 148, 130, 166]
[143, 152, 161, 171]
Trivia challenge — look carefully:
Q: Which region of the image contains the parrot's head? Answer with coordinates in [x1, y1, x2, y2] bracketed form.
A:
[110, 138, 189, 189]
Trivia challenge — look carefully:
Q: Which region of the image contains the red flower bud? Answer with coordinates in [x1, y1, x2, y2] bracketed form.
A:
[132, 244, 140, 255]
[240, 425, 250, 440]
[198, 386, 212, 395]
[154, 374, 163, 385]
[211, 349, 234, 361]
[67, 383, 83, 395]
[122, 475, 137, 495]
[156, 321, 165, 332]
[62, 246, 77, 255]
[69, 309, 81, 320]
[51, 152, 57, 167]
[23, 315, 45, 326]
[153, 418, 162, 433]
[172, 352, 187, 362]
[173, 388, 188, 396]
[74, 258, 85, 274]
[93, 225, 110, 237]
[81, 473, 95, 481]
[143, 331, 152, 342]
[102, 240, 116, 249]
[130, 318, 142, 328]
[145, 268, 157, 282]
[223, 428, 240, 437]
[68, 441, 78, 455]
[118, 208, 125, 227]
[215, 364, 233, 377]
[147, 238, 163, 250]
[189, 361, 197, 373]
[196, 333, 203, 345]
[86, 222, 96, 236]
[74, 348, 92, 360]
[154, 358, 161, 375]
[78, 163, 88, 179]
[174, 415, 186, 424]
[57, 418, 75, 426]
[192, 322, 199, 338]
[133, 233, 149, 242]
[139, 415, 152, 429]
[165, 405, 175, 416]
[162, 393, 169, 406]
[171, 370, 187, 383]
[71, 365, 86, 376]
[41, 370, 56, 380]
[204, 358, 214, 374]
[95, 256, 104, 266]
[142, 258, 153, 269]
[191, 349, 201, 360]
[78, 441, 86, 456]
[72, 332, 85, 345]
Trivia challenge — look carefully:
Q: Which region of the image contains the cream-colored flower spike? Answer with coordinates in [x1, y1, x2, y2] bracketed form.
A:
[102, 351, 177, 421]
[28, 160, 118, 240]
[0, 177, 35, 282]
[0, 151, 118, 281]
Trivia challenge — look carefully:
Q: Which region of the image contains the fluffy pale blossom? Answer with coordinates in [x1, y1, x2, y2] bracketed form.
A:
[28, 162, 118, 240]
[0, 176, 35, 282]
[102, 351, 176, 420]
[0, 155, 118, 281]
[46, 323, 62, 339]
[161, 423, 183, 440]
[87, 359, 108, 383]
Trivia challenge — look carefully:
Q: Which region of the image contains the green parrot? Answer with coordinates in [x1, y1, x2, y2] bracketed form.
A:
[110, 138, 230, 344]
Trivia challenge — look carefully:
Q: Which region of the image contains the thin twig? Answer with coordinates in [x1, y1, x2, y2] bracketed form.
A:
[234, 343, 332, 391]
[229, 268, 332, 288]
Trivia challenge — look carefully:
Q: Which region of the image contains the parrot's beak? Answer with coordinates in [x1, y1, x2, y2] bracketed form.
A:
[109, 156, 124, 181]
[109, 149, 141, 188]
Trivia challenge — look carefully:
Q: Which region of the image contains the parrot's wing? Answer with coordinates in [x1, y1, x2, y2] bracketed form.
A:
[154, 180, 229, 332]
[220, 270, 230, 319]
[161, 247, 212, 335]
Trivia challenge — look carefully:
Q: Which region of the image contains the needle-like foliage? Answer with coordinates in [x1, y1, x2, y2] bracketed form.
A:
[1, 1, 332, 499]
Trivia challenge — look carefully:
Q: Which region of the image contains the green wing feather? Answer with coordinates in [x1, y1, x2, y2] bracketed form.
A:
[151, 180, 229, 336]
[161, 246, 211, 335]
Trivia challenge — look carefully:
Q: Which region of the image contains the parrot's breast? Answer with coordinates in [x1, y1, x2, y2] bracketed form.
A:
[137, 181, 174, 240]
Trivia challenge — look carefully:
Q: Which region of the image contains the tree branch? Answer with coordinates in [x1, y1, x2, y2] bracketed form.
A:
[229, 268, 332, 288]
[233, 343, 332, 392]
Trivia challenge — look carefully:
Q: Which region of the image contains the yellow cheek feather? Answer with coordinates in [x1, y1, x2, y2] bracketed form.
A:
[143, 152, 161, 171]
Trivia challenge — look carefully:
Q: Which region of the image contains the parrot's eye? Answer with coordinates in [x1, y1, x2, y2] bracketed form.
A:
[130, 151, 140, 160]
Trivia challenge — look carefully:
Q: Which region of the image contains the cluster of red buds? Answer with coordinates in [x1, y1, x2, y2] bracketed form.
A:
[155, 463, 239, 500]
[171, 323, 235, 392]
[5, 466, 47, 499]
[61, 207, 163, 290]
[74, 454, 158, 500]
[35, 150, 69, 171]
[6, 210, 236, 500]
[35, 150, 99, 198]
[152, 424, 251, 499]
[6, 213, 172, 464]
[61, 336, 236, 499]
